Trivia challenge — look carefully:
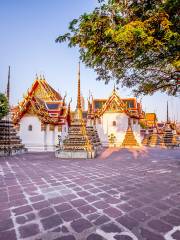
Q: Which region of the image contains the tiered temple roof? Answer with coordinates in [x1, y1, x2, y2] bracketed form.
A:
[12, 76, 69, 126]
[87, 88, 144, 121]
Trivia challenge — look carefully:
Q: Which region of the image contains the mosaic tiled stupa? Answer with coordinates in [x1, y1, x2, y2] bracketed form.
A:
[161, 102, 178, 148]
[142, 128, 161, 147]
[0, 67, 26, 156]
[141, 130, 150, 146]
[56, 63, 98, 159]
[122, 118, 139, 147]
[161, 123, 177, 147]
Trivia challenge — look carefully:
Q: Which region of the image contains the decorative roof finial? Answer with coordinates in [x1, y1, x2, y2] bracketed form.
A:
[63, 92, 67, 104]
[68, 98, 72, 108]
[6, 66, 10, 103]
[113, 83, 116, 92]
[35, 74, 38, 80]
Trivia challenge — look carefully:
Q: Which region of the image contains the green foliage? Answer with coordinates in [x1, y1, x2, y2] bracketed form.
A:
[139, 121, 148, 129]
[0, 93, 9, 119]
[56, 0, 180, 96]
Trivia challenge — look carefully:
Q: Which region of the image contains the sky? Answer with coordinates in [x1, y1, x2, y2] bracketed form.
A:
[0, 0, 179, 122]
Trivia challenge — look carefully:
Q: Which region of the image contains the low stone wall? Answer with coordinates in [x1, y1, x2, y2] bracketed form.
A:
[55, 150, 96, 159]
[0, 148, 27, 157]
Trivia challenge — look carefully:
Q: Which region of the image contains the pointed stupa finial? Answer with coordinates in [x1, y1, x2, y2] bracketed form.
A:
[6, 66, 10, 103]
[77, 61, 81, 110]
[74, 62, 83, 120]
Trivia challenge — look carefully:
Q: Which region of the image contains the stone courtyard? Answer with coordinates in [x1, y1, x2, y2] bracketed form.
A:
[0, 148, 180, 240]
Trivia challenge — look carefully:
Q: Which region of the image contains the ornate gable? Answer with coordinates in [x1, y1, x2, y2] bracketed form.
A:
[12, 76, 66, 125]
[98, 90, 128, 117]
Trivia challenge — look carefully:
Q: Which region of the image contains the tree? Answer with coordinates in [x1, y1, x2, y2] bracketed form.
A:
[0, 93, 9, 119]
[56, 0, 180, 96]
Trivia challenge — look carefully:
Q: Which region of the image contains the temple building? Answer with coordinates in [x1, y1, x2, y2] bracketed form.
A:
[86, 88, 144, 147]
[12, 76, 69, 152]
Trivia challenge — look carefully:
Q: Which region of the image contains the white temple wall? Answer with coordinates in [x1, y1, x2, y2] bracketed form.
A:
[45, 126, 55, 151]
[19, 116, 68, 152]
[96, 112, 129, 147]
[96, 113, 142, 147]
[131, 119, 142, 145]
[19, 116, 44, 151]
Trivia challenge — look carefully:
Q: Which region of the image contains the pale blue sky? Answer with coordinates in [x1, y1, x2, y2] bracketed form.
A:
[0, 0, 179, 121]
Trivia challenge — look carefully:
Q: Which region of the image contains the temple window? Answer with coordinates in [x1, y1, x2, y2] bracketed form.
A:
[133, 119, 136, 125]
[112, 121, 116, 126]
[28, 125, 32, 131]
[98, 118, 101, 124]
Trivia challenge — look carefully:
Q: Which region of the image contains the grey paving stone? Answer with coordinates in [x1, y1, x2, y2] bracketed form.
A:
[32, 200, 50, 210]
[61, 209, 81, 221]
[114, 235, 133, 240]
[101, 222, 122, 233]
[172, 230, 180, 240]
[0, 218, 14, 231]
[12, 205, 33, 216]
[19, 223, 39, 238]
[161, 214, 180, 225]
[103, 207, 122, 218]
[93, 215, 110, 226]
[54, 236, 76, 240]
[78, 204, 97, 215]
[140, 227, 165, 240]
[38, 207, 55, 218]
[116, 215, 139, 230]
[55, 203, 72, 212]
[41, 214, 63, 230]
[71, 198, 88, 207]
[16, 213, 36, 224]
[0, 229, 17, 240]
[93, 200, 110, 209]
[71, 218, 92, 233]
[87, 233, 104, 240]
[148, 219, 172, 233]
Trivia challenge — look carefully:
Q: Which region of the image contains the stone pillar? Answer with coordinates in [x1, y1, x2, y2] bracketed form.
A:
[44, 125, 47, 151]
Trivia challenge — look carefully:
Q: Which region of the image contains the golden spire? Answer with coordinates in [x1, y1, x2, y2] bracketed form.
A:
[77, 61, 81, 110]
[6, 66, 10, 103]
[75, 62, 83, 120]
